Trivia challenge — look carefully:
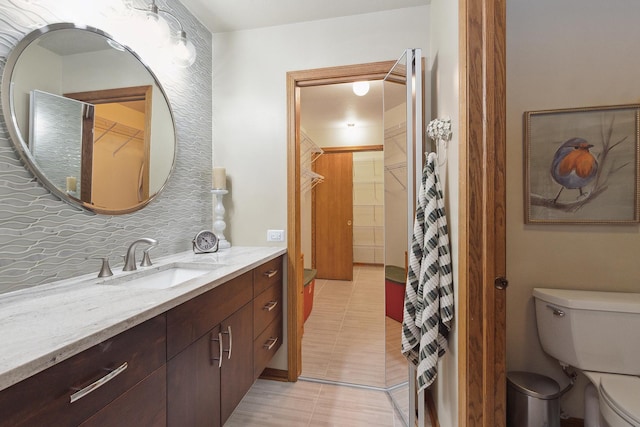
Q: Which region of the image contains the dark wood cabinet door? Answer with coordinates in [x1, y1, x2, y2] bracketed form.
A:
[167, 327, 221, 427]
[220, 302, 254, 425]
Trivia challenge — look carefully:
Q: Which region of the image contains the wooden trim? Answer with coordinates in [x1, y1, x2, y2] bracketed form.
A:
[426, 389, 440, 427]
[459, 0, 507, 426]
[142, 85, 152, 200]
[286, 60, 397, 383]
[64, 85, 151, 104]
[321, 145, 383, 153]
[259, 368, 289, 382]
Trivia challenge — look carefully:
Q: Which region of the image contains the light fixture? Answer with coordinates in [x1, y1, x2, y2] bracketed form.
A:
[131, 0, 197, 67]
[133, 1, 171, 47]
[352, 81, 370, 96]
[171, 29, 197, 67]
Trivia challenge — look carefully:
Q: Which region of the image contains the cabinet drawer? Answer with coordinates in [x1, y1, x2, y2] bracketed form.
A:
[253, 315, 282, 379]
[80, 365, 166, 427]
[0, 315, 166, 427]
[167, 271, 253, 359]
[253, 283, 282, 337]
[253, 256, 283, 296]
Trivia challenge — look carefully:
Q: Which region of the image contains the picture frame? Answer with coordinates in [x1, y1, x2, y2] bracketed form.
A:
[524, 104, 640, 224]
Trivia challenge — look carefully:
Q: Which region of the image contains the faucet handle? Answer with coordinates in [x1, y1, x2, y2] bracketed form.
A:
[94, 257, 113, 278]
[140, 247, 154, 267]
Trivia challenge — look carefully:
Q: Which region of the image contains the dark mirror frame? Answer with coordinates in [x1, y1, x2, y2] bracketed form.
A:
[1, 22, 177, 215]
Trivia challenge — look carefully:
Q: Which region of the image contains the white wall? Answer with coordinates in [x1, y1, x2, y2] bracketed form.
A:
[429, 1, 460, 426]
[212, 6, 429, 247]
[506, 0, 640, 418]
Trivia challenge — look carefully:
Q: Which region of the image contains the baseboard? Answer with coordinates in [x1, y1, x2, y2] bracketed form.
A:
[561, 418, 584, 427]
[426, 389, 439, 427]
[259, 368, 289, 382]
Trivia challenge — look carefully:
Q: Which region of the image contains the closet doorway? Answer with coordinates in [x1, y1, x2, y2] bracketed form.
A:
[312, 151, 353, 281]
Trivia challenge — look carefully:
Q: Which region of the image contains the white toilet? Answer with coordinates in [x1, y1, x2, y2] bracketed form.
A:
[533, 288, 640, 427]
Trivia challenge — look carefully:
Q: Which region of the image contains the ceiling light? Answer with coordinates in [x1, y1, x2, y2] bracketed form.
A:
[352, 81, 370, 96]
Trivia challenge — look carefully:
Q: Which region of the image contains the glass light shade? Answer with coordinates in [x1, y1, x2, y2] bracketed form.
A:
[352, 81, 370, 96]
[134, 7, 171, 47]
[172, 31, 196, 67]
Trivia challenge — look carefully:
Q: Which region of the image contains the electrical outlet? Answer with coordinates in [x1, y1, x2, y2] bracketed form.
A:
[267, 229, 285, 242]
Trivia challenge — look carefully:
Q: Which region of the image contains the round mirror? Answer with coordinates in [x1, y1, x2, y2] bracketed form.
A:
[1, 23, 176, 215]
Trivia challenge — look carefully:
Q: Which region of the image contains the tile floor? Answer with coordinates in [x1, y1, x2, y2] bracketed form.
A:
[226, 265, 428, 427]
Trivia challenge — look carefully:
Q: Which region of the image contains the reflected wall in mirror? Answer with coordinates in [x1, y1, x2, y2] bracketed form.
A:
[2, 23, 176, 214]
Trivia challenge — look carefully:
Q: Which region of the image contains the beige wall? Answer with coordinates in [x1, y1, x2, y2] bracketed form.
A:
[506, 0, 640, 418]
[428, 1, 460, 425]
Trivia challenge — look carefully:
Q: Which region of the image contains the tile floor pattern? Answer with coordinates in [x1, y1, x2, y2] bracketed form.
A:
[226, 266, 432, 427]
[225, 379, 406, 426]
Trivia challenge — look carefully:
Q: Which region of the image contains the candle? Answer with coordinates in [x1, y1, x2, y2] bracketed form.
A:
[213, 167, 226, 189]
[66, 176, 77, 192]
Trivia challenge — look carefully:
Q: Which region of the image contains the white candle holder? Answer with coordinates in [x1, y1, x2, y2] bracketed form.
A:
[211, 189, 231, 249]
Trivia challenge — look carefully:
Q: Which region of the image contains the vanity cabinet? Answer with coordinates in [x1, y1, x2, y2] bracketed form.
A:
[166, 271, 255, 427]
[0, 315, 166, 427]
[0, 254, 284, 427]
[252, 256, 284, 379]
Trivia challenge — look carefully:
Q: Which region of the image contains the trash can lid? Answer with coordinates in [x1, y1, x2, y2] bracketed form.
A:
[507, 371, 560, 400]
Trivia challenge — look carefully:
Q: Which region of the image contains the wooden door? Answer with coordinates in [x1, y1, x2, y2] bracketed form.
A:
[313, 152, 353, 280]
[220, 303, 254, 425]
[167, 327, 221, 427]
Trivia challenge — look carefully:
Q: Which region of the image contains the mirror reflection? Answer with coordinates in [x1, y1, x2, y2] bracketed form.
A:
[298, 67, 412, 422]
[3, 23, 176, 214]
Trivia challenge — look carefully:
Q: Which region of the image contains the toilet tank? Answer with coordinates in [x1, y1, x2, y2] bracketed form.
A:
[533, 288, 640, 376]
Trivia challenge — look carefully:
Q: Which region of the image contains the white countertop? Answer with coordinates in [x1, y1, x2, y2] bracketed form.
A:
[0, 246, 286, 392]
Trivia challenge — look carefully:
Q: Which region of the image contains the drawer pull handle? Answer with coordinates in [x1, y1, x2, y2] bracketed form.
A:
[263, 300, 278, 312]
[263, 337, 278, 350]
[211, 332, 223, 368]
[70, 362, 128, 403]
[263, 270, 278, 278]
[222, 325, 232, 359]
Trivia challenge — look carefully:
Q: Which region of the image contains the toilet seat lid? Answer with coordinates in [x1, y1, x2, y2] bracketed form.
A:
[599, 375, 640, 424]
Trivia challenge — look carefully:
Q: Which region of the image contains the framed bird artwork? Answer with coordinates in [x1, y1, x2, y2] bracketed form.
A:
[524, 104, 640, 224]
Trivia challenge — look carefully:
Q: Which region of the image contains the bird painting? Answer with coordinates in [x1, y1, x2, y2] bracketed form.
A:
[550, 137, 598, 203]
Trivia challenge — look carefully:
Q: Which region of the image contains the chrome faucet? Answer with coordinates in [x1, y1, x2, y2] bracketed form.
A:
[123, 238, 158, 271]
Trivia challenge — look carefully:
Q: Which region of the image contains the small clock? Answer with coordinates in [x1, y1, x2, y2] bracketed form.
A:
[193, 230, 219, 254]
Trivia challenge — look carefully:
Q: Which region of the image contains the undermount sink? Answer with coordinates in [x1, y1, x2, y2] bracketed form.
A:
[102, 263, 220, 290]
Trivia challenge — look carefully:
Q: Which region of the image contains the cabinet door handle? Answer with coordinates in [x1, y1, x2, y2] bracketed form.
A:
[222, 325, 232, 359]
[263, 337, 278, 350]
[211, 332, 223, 368]
[263, 300, 278, 312]
[70, 362, 128, 403]
[263, 270, 278, 278]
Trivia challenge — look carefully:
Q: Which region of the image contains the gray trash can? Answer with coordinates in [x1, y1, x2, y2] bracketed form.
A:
[507, 371, 561, 427]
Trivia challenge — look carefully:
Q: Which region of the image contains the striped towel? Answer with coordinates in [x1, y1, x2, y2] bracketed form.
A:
[401, 152, 454, 393]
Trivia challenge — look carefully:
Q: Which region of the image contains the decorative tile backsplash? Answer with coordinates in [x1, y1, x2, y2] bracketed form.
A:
[0, 1, 213, 294]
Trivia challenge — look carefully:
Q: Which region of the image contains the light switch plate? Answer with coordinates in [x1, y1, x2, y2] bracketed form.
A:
[267, 229, 285, 242]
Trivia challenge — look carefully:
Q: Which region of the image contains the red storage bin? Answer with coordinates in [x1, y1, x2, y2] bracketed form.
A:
[385, 265, 406, 322]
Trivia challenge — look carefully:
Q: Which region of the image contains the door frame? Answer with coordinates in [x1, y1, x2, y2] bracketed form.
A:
[458, 0, 507, 425]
